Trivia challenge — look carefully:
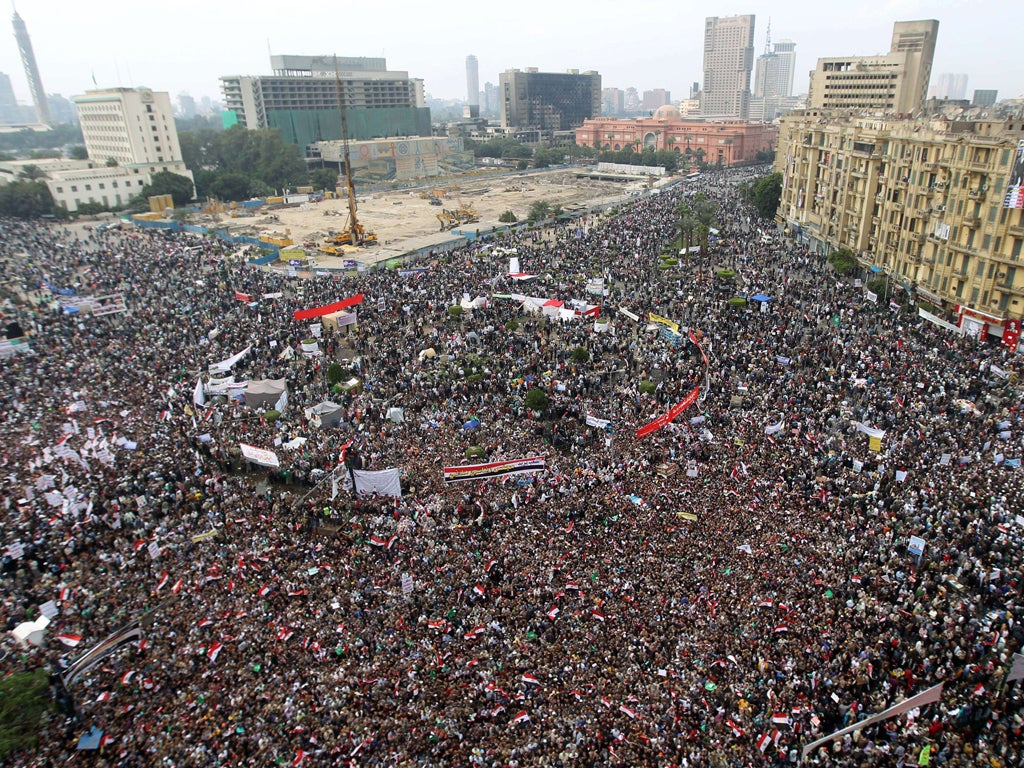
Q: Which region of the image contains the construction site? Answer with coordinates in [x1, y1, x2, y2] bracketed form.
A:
[182, 168, 649, 269]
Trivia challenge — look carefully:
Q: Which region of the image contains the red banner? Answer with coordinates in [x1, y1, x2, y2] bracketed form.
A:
[1003, 318, 1021, 353]
[293, 293, 364, 321]
[636, 386, 700, 439]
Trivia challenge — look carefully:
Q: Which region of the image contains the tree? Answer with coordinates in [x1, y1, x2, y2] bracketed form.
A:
[209, 171, 251, 202]
[528, 200, 553, 223]
[105, 157, 118, 167]
[17, 165, 44, 181]
[571, 346, 590, 364]
[751, 172, 783, 219]
[498, 210, 518, 223]
[0, 180, 57, 218]
[309, 168, 338, 192]
[326, 363, 344, 386]
[68, 145, 88, 160]
[827, 248, 858, 275]
[28, 149, 60, 160]
[0, 668, 52, 760]
[141, 171, 195, 206]
[524, 387, 549, 413]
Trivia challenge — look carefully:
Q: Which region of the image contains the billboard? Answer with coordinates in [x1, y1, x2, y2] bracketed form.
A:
[1004, 139, 1024, 208]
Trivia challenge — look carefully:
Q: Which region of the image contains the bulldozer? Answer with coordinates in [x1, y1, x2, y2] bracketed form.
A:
[436, 206, 479, 231]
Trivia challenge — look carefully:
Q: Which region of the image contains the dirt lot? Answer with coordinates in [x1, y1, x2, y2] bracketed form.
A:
[188, 169, 644, 267]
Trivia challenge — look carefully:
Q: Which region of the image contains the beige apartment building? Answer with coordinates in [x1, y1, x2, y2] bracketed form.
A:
[775, 110, 1024, 338]
[807, 20, 938, 114]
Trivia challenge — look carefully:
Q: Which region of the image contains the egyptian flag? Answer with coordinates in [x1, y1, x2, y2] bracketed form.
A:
[756, 733, 771, 752]
[155, 572, 169, 592]
[120, 670, 136, 685]
[619, 704, 637, 719]
[726, 719, 745, 737]
[171, 579, 184, 595]
[521, 673, 540, 685]
[57, 633, 82, 647]
[292, 750, 308, 766]
[772, 713, 790, 725]
[592, 609, 605, 621]
[473, 584, 486, 598]
[207, 642, 223, 662]
[546, 606, 560, 621]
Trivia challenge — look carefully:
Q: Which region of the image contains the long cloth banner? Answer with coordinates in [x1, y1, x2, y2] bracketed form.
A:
[62, 619, 143, 687]
[800, 683, 944, 760]
[444, 456, 546, 484]
[293, 294, 364, 321]
[637, 386, 700, 439]
[239, 443, 280, 468]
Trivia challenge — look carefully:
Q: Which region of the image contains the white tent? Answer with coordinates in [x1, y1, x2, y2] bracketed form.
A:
[11, 615, 50, 648]
[245, 379, 288, 410]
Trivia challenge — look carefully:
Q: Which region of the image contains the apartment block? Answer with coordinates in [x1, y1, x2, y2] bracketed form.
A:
[775, 111, 1024, 338]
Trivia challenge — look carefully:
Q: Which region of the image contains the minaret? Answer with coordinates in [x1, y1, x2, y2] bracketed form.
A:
[12, 6, 50, 125]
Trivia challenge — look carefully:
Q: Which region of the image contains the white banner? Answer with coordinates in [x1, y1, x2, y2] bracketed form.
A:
[193, 377, 206, 407]
[856, 422, 886, 439]
[353, 468, 402, 498]
[618, 307, 640, 322]
[586, 413, 611, 430]
[765, 420, 784, 435]
[801, 684, 944, 760]
[210, 346, 252, 374]
[865, 290, 878, 304]
[239, 443, 280, 468]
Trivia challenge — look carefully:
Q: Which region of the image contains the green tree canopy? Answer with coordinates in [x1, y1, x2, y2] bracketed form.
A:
[751, 172, 783, 219]
[68, 145, 88, 160]
[0, 668, 52, 759]
[527, 200, 553, 223]
[309, 168, 338, 192]
[0, 180, 57, 218]
[141, 171, 196, 207]
[209, 172, 251, 202]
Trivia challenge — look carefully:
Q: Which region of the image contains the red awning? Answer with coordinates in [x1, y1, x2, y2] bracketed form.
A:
[293, 294, 364, 321]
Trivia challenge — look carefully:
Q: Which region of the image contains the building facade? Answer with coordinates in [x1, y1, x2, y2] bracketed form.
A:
[931, 73, 968, 101]
[700, 15, 756, 119]
[74, 88, 184, 167]
[465, 55, 479, 117]
[808, 20, 938, 114]
[499, 68, 601, 132]
[641, 89, 671, 111]
[576, 105, 777, 166]
[602, 88, 624, 116]
[775, 110, 1024, 336]
[221, 55, 430, 148]
[973, 90, 998, 109]
[752, 38, 797, 121]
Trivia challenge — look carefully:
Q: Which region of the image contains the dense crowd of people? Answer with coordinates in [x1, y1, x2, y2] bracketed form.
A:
[0, 170, 1021, 767]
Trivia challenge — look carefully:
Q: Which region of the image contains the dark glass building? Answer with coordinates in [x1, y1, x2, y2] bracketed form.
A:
[499, 68, 601, 132]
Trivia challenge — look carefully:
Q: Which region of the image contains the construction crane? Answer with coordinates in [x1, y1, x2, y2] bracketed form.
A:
[331, 56, 377, 247]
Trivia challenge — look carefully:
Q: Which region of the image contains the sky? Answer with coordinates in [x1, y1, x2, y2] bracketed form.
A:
[1, 0, 1020, 110]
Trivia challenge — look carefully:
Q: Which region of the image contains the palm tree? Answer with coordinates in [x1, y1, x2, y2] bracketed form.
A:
[676, 206, 699, 253]
[17, 164, 44, 181]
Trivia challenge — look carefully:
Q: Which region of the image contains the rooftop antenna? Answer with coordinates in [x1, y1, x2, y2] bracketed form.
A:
[764, 18, 772, 55]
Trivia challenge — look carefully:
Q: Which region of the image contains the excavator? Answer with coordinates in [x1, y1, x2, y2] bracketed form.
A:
[436, 207, 479, 231]
[328, 57, 378, 247]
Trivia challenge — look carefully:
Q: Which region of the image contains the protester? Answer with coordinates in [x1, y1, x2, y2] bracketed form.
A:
[0, 172, 1020, 768]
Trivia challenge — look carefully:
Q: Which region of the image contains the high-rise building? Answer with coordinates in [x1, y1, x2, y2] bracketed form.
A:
[775, 110, 1024, 336]
[74, 87, 186, 167]
[752, 33, 797, 121]
[808, 20, 938, 114]
[930, 73, 968, 100]
[624, 88, 640, 112]
[499, 68, 601, 132]
[641, 89, 671, 110]
[221, 55, 431, 147]
[700, 14, 756, 118]
[602, 88, 624, 116]
[0, 72, 19, 123]
[483, 82, 499, 117]
[11, 9, 50, 125]
[466, 55, 479, 110]
[973, 90, 998, 108]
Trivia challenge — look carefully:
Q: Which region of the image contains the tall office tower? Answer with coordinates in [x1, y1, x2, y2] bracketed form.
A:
[930, 73, 968, 100]
[0, 72, 18, 122]
[773, 39, 796, 97]
[602, 87, 624, 115]
[808, 19, 938, 113]
[483, 82, 499, 116]
[641, 89, 671, 110]
[73, 87, 186, 167]
[222, 55, 430, 147]
[466, 55, 479, 107]
[972, 89, 997, 108]
[701, 14, 756, 118]
[12, 9, 50, 125]
[499, 68, 601, 131]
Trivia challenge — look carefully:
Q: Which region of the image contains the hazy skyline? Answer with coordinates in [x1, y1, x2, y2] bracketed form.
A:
[2, 0, 1021, 113]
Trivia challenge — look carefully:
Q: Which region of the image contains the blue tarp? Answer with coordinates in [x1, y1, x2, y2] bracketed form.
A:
[750, 293, 772, 303]
[77, 727, 104, 750]
[869, 265, 883, 274]
[462, 419, 481, 430]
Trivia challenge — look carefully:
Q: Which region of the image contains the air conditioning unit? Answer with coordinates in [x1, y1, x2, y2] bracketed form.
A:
[998, 272, 1007, 279]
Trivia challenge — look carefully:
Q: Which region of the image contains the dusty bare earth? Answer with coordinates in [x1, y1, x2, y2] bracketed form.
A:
[187, 169, 649, 268]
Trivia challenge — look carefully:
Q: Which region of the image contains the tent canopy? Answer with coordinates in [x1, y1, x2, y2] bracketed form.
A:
[245, 378, 287, 409]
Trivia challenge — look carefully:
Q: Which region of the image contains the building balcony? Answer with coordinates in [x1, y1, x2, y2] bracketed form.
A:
[934, 181, 947, 191]
[1009, 224, 1024, 238]
[968, 188, 987, 201]
[922, 161, 946, 172]
[963, 215, 981, 228]
[892, 202, 904, 211]
[914, 208, 931, 218]
[912, 231, 927, 243]
[949, 241, 979, 256]
[895, 179, 908, 189]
